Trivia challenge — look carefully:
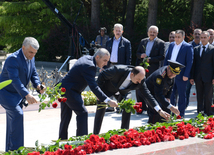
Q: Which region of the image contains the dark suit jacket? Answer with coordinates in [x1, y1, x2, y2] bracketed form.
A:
[0, 48, 40, 107]
[97, 65, 158, 108]
[106, 36, 132, 66]
[164, 41, 193, 80]
[136, 37, 165, 75]
[190, 44, 214, 82]
[61, 55, 108, 102]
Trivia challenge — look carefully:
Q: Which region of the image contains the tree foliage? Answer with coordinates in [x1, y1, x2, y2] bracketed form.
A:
[0, 0, 214, 63]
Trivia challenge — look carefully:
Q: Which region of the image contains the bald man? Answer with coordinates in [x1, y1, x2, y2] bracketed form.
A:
[93, 65, 170, 134]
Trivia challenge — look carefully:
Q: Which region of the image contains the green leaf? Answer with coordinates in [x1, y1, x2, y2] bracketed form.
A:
[0, 79, 12, 90]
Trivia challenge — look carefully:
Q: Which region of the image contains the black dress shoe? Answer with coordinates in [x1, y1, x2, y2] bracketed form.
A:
[105, 107, 114, 112]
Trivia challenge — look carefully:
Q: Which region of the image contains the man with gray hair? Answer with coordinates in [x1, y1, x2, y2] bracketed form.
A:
[106, 23, 132, 67]
[105, 23, 132, 112]
[59, 48, 118, 139]
[207, 29, 214, 45]
[136, 25, 165, 114]
[0, 37, 45, 151]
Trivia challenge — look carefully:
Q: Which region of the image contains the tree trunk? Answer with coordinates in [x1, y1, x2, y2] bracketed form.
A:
[125, 0, 136, 36]
[91, 0, 100, 31]
[147, 0, 158, 29]
[122, 0, 128, 24]
[190, 0, 205, 28]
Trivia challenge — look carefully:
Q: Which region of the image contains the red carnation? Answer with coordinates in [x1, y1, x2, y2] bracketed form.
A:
[137, 109, 143, 113]
[61, 87, 66, 92]
[193, 92, 196, 95]
[52, 102, 58, 108]
[62, 98, 67, 103]
[64, 144, 72, 150]
[58, 98, 62, 102]
[211, 104, 214, 108]
[176, 115, 182, 119]
[145, 69, 149, 73]
[179, 136, 185, 140]
[136, 102, 142, 107]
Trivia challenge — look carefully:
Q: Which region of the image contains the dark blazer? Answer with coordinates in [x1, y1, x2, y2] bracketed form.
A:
[97, 65, 158, 108]
[106, 36, 132, 66]
[61, 55, 108, 102]
[0, 48, 40, 151]
[145, 66, 174, 108]
[164, 41, 193, 80]
[190, 44, 214, 82]
[0, 48, 40, 106]
[136, 37, 165, 75]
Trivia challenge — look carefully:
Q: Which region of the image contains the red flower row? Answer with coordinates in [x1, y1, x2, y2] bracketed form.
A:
[27, 117, 214, 155]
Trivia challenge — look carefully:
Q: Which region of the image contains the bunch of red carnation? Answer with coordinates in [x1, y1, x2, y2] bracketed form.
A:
[81, 134, 109, 154]
[133, 102, 143, 113]
[174, 122, 199, 140]
[201, 117, 214, 139]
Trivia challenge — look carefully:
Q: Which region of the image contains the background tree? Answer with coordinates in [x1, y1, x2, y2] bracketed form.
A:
[1, 0, 214, 64]
[91, 0, 100, 32]
[125, 0, 136, 37]
[147, 0, 158, 29]
[190, 0, 205, 27]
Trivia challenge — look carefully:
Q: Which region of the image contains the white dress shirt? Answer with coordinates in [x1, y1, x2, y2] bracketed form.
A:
[170, 40, 184, 61]
[110, 37, 121, 63]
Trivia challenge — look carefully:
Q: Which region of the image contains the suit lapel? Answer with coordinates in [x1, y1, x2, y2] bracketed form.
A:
[176, 42, 185, 61]
[197, 46, 201, 59]
[142, 39, 148, 53]
[19, 49, 28, 80]
[168, 43, 175, 59]
[117, 70, 130, 88]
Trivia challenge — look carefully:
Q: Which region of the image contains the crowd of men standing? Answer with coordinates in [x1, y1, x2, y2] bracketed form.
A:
[1, 23, 214, 152]
[96, 24, 214, 119]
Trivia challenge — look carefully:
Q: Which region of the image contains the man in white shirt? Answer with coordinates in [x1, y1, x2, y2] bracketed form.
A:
[164, 30, 193, 117]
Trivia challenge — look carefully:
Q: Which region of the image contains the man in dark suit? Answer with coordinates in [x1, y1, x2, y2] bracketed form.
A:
[164, 30, 193, 117]
[93, 65, 171, 135]
[105, 23, 132, 112]
[136, 25, 165, 113]
[146, 60, 184, 123]
[0, 37, 45, 152]
[59, 48, 118, 139]
[190, 31, 214, 116]
[186, 28, 202, 108]
[106, 23, 132, 67]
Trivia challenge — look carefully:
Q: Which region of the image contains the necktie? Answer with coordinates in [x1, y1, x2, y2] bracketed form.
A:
[201, 46, 206, 58]
[27, 60, 31, 78]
